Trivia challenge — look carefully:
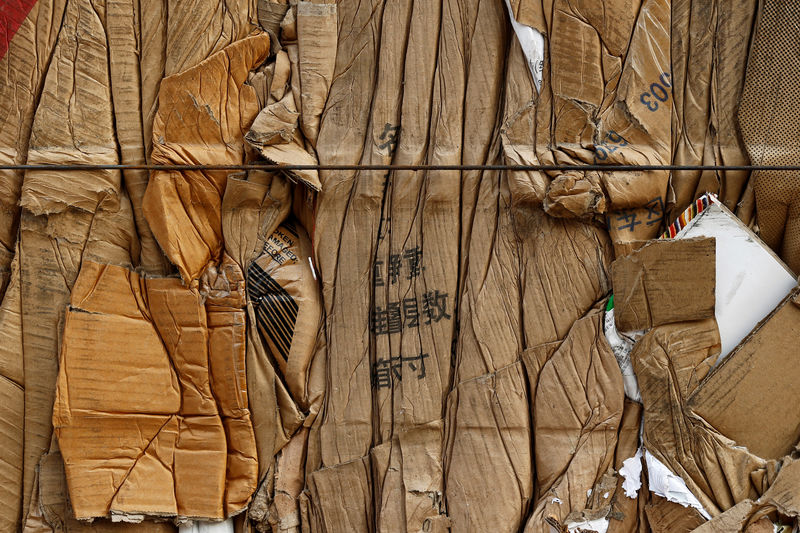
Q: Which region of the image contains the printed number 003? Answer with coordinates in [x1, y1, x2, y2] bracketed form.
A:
[640, 73, 671, 112]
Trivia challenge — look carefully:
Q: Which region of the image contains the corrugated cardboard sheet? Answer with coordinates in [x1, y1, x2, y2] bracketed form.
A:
[2, 0, 800, 532]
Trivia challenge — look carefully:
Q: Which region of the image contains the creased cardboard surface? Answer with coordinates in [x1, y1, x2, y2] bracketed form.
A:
[525, 309, 624, 532]
[644, 496, 705, 533]
[53, 261, 258, 520]
[670, 0, 756, 219]
[3, 0, 799, 531]
[612, 237, 716, 331]
[445, 363, 531, 532]
[0, 0, 67, 303]
[144, 33, 271, 283]
[690, 290, 800, 460]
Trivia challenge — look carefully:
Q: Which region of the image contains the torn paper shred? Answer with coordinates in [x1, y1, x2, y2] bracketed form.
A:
[645, 451, 710, 519]
[567, 517, 609, 533]
[503, 0, 544, 91]
[178, 519, 234, 533]
[619, 448, 643, 499]
[603, 299, 642, 403]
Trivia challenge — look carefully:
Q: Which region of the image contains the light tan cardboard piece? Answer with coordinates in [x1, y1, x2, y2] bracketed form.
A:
[143, 33, 272, 283]
[248, 425, 308, 533]
[295, 1, 337, 149]
[272, 428, 309, 533]
[398, 421, 448, 532]
[445, 363, 532, 532]
[370, 439, 404, 533]
[531, 0, 671, 217]
[245, 2, 333, 193]
[606, 401, 650, 533]
[0, 252, 24, 531]
[502, 37, 548, 206]
[306, 458, 373, 533]
[53, 261, 258, 520]
[632, 319, 722, 513]
[313, 0, 394, 469]
[669, 1, 756, 220]
[0, 0, 67, 302]
[692, 458, 800, 532]
[16, 0, 142, 522]
[105, 0, 170, 276]
[368, 421, 450, 533]
[524, 309, 624, 532]
[612, 237, 716, 331]
[222, 173, 292, 275]
[690, 290, 800, 460]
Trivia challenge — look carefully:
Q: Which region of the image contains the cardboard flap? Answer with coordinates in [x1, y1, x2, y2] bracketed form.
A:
[143, 34, 272, 283]
[690, 289, 800, 460]
[612, 237, 716, 331]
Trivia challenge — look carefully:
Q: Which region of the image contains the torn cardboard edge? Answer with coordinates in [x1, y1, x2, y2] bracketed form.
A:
[689, 287, 800, 460]
[611, 236, 716, 331]
[605, 192, 797, 403]
[601, 190, 800, 524]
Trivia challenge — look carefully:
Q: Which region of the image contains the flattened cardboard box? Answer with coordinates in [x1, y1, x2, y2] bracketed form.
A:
[612, 237, 716, 331]
[53, 261, 258, 521]
[0, 1, 788, 533]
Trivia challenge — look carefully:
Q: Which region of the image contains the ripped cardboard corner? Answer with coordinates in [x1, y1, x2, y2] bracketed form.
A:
[693, 458, 800, 532]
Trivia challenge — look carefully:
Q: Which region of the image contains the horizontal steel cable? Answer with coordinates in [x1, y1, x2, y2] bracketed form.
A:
[0, 163, 797, 171]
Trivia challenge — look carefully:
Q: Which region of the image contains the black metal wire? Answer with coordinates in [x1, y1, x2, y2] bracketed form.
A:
[0, 163, 797, 171]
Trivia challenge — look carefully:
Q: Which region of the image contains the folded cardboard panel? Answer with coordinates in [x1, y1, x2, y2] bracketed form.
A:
[670, 1, 756, 219]
[526, 309, 625, 533]
[143, 33, 271, 283]
[53, 261, 257, 521]
[689, 290, 800, 460]
[612, 238, 716, 331]
[0, 254, 24, 530]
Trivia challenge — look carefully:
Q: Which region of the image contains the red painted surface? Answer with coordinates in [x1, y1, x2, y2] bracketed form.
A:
[1, 0, 39, 59]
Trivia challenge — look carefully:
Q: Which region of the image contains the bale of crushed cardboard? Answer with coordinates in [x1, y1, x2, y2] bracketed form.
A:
[4, 1, 800, 532]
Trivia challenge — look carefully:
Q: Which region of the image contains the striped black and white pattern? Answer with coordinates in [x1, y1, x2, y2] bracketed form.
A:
[248, 262, 298, 361]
